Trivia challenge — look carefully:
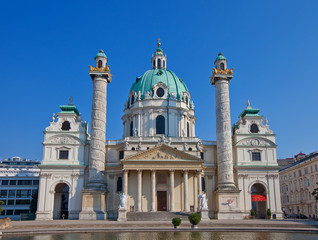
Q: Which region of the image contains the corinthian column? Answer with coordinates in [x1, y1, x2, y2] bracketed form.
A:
[137, 170, 142, 212]
[183, 170, 189, 211]
[151, 170, 156, 212]
[169, 170, 175, 212]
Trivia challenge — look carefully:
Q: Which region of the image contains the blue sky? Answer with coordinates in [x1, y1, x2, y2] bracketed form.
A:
[0, 0, 317, 160]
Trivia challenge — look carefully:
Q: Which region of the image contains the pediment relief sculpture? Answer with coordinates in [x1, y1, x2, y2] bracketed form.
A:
[122, 144, 202, 161]
[237, 138, 275, 147]
[44, 135, 84, 145]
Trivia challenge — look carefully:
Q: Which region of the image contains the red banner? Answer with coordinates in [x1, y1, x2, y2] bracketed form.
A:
[251, 195, 267, 202]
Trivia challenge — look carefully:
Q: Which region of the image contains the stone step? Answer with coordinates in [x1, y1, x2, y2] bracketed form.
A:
[127, 212, 191, 221]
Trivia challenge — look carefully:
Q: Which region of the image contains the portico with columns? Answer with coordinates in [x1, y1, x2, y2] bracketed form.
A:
[119, 144, 204, 212]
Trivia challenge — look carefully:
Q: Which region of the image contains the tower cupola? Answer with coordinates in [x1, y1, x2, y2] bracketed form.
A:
[151, 39, 167, 70]
[214, 52, 227, 70]
[95, 49, 107, 68]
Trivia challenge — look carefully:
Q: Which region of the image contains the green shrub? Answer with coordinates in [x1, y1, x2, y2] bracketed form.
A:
[172, 217, 182, 227]
[267, 209, 271, 218]
[188, 213, 201, 225]
[250, 209, 255, 216]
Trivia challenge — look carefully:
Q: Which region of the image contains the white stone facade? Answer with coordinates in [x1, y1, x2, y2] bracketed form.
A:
[36, 47, 282, 220]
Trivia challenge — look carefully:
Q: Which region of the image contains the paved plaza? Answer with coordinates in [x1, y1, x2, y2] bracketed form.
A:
[1, 219, 318, 236]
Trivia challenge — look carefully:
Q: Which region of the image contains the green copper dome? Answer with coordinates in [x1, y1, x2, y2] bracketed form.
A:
[130, 69, 188, 100]
[95, 49, 107, 59]
[215, 52, 226, 61]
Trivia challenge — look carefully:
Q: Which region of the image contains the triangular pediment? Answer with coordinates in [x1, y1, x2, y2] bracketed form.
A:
[122, 144, 203, 162]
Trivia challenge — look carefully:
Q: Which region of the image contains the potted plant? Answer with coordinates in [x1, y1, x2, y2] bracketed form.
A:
[172, 217, 182, 229]
[188, 213, 201, 229]
[250, 209, 256, 219]
[267, 209, 272, 219]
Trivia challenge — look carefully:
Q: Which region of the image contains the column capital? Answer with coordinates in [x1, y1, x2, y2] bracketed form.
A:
[169, 169, 175, 173]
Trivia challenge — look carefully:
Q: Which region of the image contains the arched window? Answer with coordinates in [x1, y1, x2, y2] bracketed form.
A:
[61, 121, 71, 131]
[186, 96, 189, 105]
[158, 59, 161, 68]
[220, 62, 225, 70]
[98, 60, 103, 68]
[250, 124, 259, 133]
[156, 115, 165, 134]
[163, 60, 165, 68]
[131, 95, 135, 105]
[153, 60, 155, 68]
[130, 121, 133, 136]
[187, 122, 190, 137]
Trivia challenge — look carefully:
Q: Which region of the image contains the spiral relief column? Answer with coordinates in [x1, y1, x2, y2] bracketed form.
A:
[210, 53, 242, 219]
[79, 50, 112, 220]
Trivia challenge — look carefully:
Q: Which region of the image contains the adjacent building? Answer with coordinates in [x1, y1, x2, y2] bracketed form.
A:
[279, 152, 318, 218]
[0, 157, 40, 220]
[36, 41, 283, 220]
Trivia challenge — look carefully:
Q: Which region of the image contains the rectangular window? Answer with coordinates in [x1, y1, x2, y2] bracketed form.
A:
[59, 150, 69, 159]
[7, 200, 14, 205]
[0, 190, 7, 198]
[117, 177, 122, 192]
[304, 168, 308, 174]
[16, 190, 31, 198]
[18, 180, 32, 185]
[16, 199, 31, 205]
[14, 209, 30, 215]
[9, 180, 16, 185]
[252, 152, 261, 161]
[6, 210, 13, 215]
[299, 170, 302, 177]
[8, 190, 15, 198]
[1, 180, 8, 185]
[316, 164, 318, 171]
[200, 152, 204, 160]
[202, 177, 206, 192]
[0, 200, 6, 205]
[119, 151, 124, 160]
[33, 180, 39, 186]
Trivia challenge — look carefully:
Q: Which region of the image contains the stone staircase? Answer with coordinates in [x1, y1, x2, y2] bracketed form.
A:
[127, 212, 191, 221]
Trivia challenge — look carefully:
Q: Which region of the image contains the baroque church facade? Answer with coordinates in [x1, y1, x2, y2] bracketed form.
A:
[36, 41, 282, 220]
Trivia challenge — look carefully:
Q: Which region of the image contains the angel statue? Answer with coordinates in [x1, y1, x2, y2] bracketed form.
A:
[198, 192, 208, 210]
[118, 193, 128, 210]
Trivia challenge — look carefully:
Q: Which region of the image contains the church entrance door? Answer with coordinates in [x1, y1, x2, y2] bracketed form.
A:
[53, 183, 69, 219]
[157, 191, 167, 211]
[251, 183, 267, 219]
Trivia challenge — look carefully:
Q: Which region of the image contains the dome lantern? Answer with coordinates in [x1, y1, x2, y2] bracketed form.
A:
[94, 49, 107, 68]
[151, 38, 167, 70]
[214, 52, 227, 70]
